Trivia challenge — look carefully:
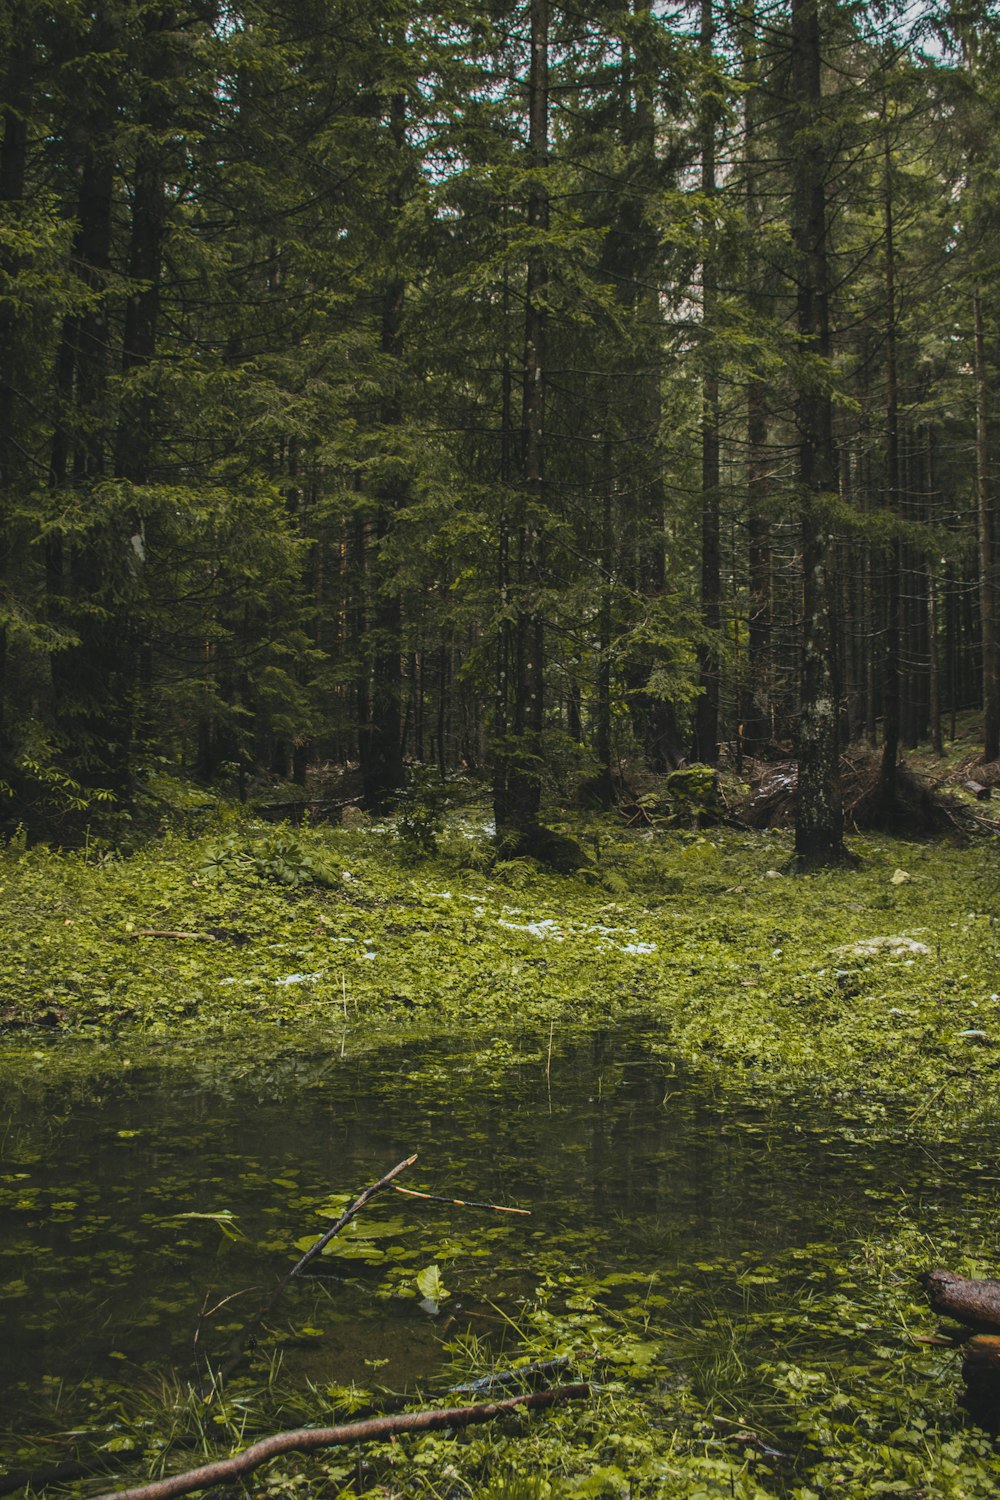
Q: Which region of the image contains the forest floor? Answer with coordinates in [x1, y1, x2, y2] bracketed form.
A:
[2, 785, 999, 1139]
[4, 763, 1000, 1499]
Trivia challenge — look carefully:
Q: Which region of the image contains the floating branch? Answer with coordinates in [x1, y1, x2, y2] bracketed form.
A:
[392, 1184, 530, 1215]
[93, 1385, 591, 1500]
[449, 1352, 606, 1395]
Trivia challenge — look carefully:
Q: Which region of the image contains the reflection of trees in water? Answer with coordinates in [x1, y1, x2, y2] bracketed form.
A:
[2, 1024, 980, 1428]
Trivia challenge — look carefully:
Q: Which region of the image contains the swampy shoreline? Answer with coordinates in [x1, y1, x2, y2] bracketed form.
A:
[2, 811, 999, 1131]
[3, 808, 1000, 1499]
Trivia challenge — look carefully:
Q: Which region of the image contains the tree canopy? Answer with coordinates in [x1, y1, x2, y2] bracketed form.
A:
[2, 0, 998, 860]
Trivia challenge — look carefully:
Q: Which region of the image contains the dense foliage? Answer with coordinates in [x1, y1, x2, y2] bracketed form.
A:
[3, 0, 1000, 853]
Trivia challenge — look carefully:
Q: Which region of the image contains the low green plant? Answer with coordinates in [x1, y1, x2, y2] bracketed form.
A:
[199, 829, 339, 887]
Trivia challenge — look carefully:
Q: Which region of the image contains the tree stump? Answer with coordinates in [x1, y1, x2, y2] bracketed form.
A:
[919, 1269, 1000, 1430]
[961, 1337, 1000, 1429]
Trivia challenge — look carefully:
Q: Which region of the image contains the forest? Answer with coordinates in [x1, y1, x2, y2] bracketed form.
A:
[9, 3, 1000, 1500]
[4, 0, 1000, 859]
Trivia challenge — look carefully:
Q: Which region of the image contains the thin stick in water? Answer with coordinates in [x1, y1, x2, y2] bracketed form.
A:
[392, 1184, 530, 1215]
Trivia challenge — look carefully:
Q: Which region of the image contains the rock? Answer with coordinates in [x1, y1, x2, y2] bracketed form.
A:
[835, 935, 931, 960]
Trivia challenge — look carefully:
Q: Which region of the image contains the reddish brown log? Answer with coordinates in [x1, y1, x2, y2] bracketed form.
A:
[918, 1269, 1000, 1332]
[92, 1385, 590, 1500]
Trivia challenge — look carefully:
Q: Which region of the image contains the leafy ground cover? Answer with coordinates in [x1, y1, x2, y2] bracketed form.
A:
[3, 805, 1000, 1497]
[1, 807, 999, 1134]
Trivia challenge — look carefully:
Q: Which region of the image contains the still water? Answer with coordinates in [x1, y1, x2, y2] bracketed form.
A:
[0, 1024, 979, 1436]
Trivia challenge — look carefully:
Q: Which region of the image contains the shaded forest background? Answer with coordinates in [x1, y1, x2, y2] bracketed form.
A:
[2, 0, 999, 862]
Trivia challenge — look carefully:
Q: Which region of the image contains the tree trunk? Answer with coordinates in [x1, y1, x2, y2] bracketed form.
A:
[362, 90, 408, 812]
[926, 429, 944, 755]
[974, 287, 999, 761]
[0, 15, 31, 774]
[741, 3, 771, 756]
[789, 0, 846, 865]
[48, 38, 128, 801]
[494, 0, 548, 847]
[878, 127, 901, 806]
[691, 0, 721, 766]
[594, 452, 615, 806]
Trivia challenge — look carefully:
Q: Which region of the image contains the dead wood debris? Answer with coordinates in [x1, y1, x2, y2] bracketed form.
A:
[739, 752, 967, 836]
[919, 1269, 1000, 1430]
[91, 1386, 592, 1500]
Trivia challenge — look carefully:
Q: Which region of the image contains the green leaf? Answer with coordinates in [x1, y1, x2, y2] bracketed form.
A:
[416, 1263, 449, 1304]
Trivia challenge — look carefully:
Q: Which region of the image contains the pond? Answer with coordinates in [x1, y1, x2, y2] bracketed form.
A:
[0, 1022, 993, 1486]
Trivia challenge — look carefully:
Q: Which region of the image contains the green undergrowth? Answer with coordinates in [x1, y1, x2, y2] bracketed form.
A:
[4, 809, 1000, 1496]
[9, 1215, 1000, 1499]
[2, 810, 999, 1134]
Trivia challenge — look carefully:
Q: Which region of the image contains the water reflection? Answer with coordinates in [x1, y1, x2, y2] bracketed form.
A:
[0, 1024, 978, 1434]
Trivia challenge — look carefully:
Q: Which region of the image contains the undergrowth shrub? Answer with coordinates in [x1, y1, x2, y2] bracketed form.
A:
[199, 828, 339, 887]
[394, 765, 452, 859]
[491, 857, 541, 890]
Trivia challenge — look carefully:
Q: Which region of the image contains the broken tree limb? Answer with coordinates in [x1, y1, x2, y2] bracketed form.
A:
[392, 1184, 530, 1215]
[209, 1153, 417, 1387]
[918, 1269, 1000, 1332]
[449, 1352, 606, 1395]
[93, 1385, 591, 1500]
[131, 930, 220, 941]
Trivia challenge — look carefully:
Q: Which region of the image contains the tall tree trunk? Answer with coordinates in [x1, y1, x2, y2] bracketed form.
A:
[493, 256, 514, 823]
[362, 88, 408, 811]
[879, 126, 901, 806]
[789, 0, 846, 865]
[974, 287, 999, 761]
[740, 0, 771, 756]
[617, 0, 684, 776]
[926, 428, 944, 755]
[494, 0, 548, 847]
[0, 15, 31, 775]
[110, 8, 176, 775]
[48, 51, 127, 799]
[691, 0, 721, 765]
[594, 445, 614, 805]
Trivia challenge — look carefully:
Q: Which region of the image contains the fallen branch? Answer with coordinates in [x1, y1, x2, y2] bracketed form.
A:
[210, 1153, 417, 1386]
[94, 1385, 591, 1500]
[449, 1352, 604, 1395]
[131, 930, 219, 941]
[392, 1184, 530, 1215]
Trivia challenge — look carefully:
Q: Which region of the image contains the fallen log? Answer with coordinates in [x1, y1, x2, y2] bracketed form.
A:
[92, 1385, 591, 1500]
[917, 1269, 1000, 1332]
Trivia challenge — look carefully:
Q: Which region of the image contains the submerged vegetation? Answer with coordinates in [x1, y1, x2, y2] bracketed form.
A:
[3, 793, 1000, 1497]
